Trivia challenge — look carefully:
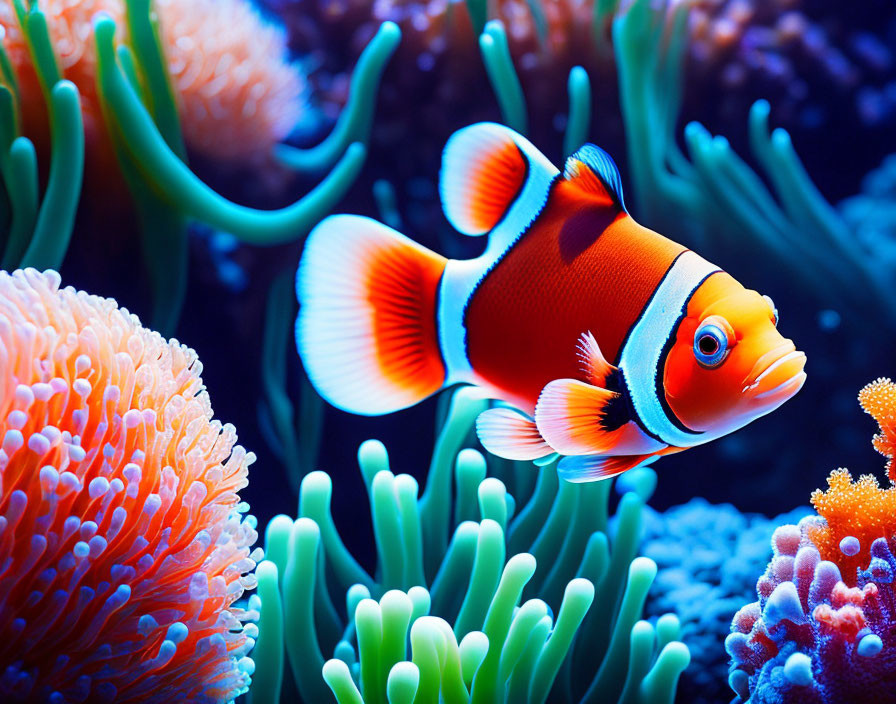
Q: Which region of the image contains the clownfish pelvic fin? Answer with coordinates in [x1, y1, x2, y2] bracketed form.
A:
[296, 214, 448, 415]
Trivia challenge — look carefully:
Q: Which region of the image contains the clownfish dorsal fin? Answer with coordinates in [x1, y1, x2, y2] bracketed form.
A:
[475, 406, 555, 461]
[440, 122, 558, 236]
[563, 144, 627, 212]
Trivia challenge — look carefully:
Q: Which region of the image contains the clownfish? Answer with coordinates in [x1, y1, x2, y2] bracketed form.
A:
[296, 123, 806, 482]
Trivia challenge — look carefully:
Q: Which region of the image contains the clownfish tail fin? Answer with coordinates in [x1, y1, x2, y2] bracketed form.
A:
[296, 214, 448, 415]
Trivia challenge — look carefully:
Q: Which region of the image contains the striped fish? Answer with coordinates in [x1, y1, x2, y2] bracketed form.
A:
[296, 123, 806, 482]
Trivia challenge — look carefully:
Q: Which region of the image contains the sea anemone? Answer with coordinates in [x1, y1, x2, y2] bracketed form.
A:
[248, 388, 689, 704]
[0, 0, 398, 337]
[153, 0, 305, 161]
[0, 0, 305, 162]
[0, 268, 260, 702]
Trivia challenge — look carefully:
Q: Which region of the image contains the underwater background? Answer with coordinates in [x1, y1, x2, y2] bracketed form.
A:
[1, 0, 896, 701]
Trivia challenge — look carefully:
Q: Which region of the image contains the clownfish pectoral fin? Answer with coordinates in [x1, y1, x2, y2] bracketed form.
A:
[440, 122, 557, 236]
[476, 407, 555, 460]
[296, 215, 447, 416]
[557, 452, 658, 483]
[563, 144, 627, 212]
[577, 331, 618, 388]
[535, 378, 624, 456]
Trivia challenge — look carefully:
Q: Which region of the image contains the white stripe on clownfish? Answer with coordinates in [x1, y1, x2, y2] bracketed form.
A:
[437, 123, 559, 386]
[618, 250, 721, 448]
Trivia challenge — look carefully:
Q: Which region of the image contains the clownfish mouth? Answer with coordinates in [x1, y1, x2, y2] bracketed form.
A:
[742, 344, 807, 409]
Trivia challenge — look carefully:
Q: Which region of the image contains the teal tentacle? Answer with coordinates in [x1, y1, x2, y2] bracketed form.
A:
[275, 22, 401, 173]
[123, 0, 187, 157]
[94, 15, 367, 246]
[1, 138, 39, 269]
[564, 66, 591, 159]
[479, 21, 527, 135]
[261, 270, 324, 492]
[20, 81, 85, 270]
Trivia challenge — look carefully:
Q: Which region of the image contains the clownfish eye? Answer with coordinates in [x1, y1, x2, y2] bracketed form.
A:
[763, 295, 778, 326]
[694, 317, 731, 368]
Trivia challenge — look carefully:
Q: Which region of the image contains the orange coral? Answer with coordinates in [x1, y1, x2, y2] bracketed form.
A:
[858, 377, 896, 482]
[0, 269, 259, 702]
[0, 0, 304, 163]
[806, 378, 896, 585]
[809, 471, 896, 586]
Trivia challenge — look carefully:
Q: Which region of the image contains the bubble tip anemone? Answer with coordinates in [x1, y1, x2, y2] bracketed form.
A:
[0, 268, 259, 703]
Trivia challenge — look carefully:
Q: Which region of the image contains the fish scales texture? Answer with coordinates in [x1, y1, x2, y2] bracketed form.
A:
[465, 178, 686, 411]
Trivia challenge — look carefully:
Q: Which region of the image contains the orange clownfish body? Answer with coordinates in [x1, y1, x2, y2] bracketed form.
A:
[296, 123, 807, 482]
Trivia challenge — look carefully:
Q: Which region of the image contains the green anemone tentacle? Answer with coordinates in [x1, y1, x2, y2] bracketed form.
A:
[20, 80, 84, 270]
[564, 66, 591, 159]
[0, 4, 84, 272]
[94, 15, 370, 245]
[261, 270, 324, 493]
[252, 388, 688, 703]
[124, 0, 186, 157]
[479, 21, 527, 135]
[275, 22, 401, 173]
[1, 138, 39, 269]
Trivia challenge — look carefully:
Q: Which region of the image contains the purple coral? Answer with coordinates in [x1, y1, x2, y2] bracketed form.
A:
[727, 517, 896, 703]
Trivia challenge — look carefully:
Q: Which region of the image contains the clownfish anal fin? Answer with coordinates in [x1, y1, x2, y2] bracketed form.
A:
[557, 452, 658, 483]
[476, 407, 555, 460]
[439, 123, 535, 236]
[576, 331, 618, 388]
[563, 144, 626, 212]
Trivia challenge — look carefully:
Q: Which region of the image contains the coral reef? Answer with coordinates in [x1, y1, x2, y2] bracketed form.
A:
[727, 517, 896, 703]
[282, 0, 896, 133]
[0, 0, 399, 335]
[640, 499, 810, 704]
[803, 378, 896, 586]
[839, 154, 896, 290]
[248, 388, 689, 703]
[727, 379, 896, 702]
[0, 0, 305, 163]
[613, 0, 895, 327]
[0, 268, 259, 702]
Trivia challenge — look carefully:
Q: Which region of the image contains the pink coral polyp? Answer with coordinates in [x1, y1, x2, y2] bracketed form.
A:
[0, 269, 259, 703]
[0, 0, 303, 161]
[155, 0, 304, 160]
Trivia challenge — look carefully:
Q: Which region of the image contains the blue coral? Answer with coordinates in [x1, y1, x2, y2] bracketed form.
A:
[839, 153, 896, 268]
[727, 517, 896, 703]
[639, 499, 809, 703]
